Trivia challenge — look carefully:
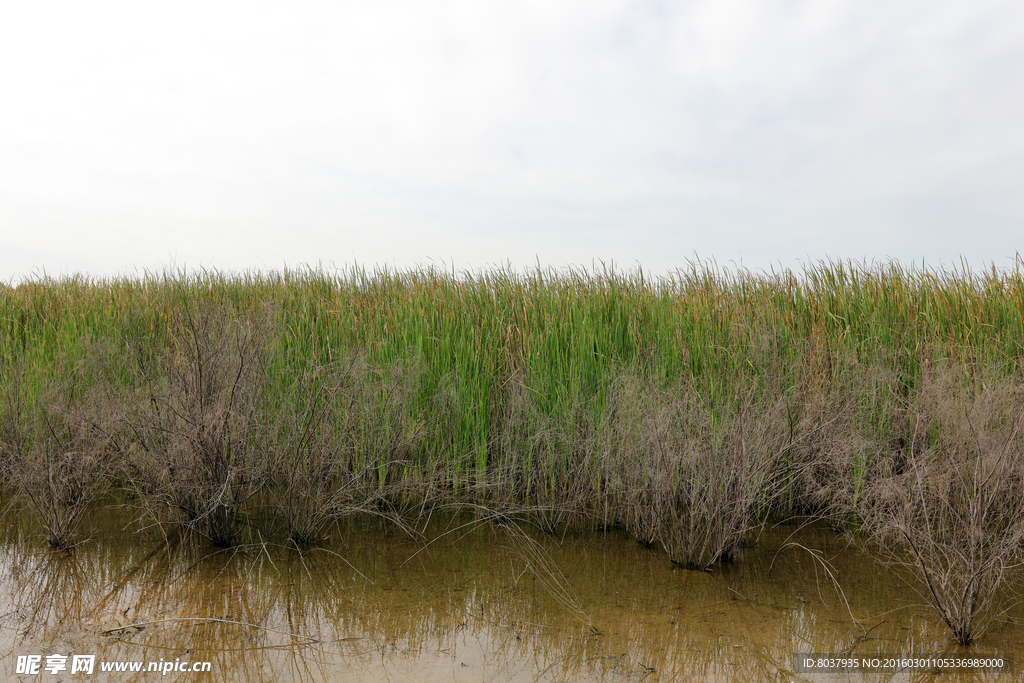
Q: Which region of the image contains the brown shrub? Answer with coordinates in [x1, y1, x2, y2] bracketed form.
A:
[0, 349, 117, 549]
[270, 356, 436, 545]
[485, 371, 599, 534]
[605, 374, 789, 570]
[857, 362, 1024, 645]
[788, 350, 902, 527]
[119, 304, 272, 546]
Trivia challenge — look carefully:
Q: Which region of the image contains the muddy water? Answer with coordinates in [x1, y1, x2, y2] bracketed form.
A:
[1, 509, 1021, 682]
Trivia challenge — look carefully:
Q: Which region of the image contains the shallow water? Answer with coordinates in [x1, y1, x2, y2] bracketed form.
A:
[1, 508, 1020, 682]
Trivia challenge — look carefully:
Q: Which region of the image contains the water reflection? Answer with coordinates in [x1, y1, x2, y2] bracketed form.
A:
[1, 509, 1020, 682]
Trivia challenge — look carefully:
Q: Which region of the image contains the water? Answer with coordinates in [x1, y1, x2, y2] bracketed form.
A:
[1, 507, 1020, 682]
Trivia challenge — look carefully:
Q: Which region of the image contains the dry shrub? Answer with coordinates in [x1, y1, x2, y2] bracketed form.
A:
[269, 362, 344, 546]
[858, 362, 1024, 645]
[486, 372, 598, 534]
[523, 447, 598, 535]
[271, 356, 435, 545]
[789, 348, 901, 526]
[120, 305, 272, 546]
[606, 374, 788, 570]
[0, 349, 117, 549]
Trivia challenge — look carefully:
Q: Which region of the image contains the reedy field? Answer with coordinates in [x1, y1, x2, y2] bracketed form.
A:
[2, 258, 1023, 644]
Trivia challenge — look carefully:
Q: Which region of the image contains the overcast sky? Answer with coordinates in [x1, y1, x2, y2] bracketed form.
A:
[2, 0, 1022, 282]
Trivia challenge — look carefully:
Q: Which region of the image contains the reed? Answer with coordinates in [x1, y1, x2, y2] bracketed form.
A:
[1, 259, 1022, 586]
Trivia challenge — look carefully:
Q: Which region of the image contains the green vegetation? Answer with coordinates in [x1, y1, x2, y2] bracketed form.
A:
[1, 258, 1023, 643]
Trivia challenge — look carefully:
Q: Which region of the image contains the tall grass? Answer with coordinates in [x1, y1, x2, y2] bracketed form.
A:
[6, 260, 1021, 434]
[6, 261, 1021, 446]
[1, 259, 1022, 546]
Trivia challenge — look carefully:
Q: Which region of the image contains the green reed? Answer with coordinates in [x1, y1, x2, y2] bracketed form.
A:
[1, 258, 1022, 507]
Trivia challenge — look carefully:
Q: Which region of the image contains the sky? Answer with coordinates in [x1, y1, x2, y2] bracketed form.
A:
[2, 0, 1022, 283]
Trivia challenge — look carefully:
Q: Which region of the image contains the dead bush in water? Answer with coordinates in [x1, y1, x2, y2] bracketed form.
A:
[788, 350, 902, 527]
[858, 363, 1024, 645]
[607, 375, 788, 570]
[0, 352, 117, 549]
[271, 357, 436, 545]
[269, 362, 344, 546]
[120, 305, 271, 546]
[486, 372, 599, 534]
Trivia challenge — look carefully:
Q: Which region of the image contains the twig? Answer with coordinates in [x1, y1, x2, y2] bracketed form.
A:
[101, 616, 321, 642]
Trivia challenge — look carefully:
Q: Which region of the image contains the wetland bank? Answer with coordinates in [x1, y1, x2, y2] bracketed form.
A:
[2, 259, 1024, 679]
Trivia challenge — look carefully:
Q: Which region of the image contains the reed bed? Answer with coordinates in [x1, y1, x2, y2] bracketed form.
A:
[1, 258, 1023, 640]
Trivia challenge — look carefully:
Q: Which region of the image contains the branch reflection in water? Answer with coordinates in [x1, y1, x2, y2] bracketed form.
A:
[0, 508, 1020, 682]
